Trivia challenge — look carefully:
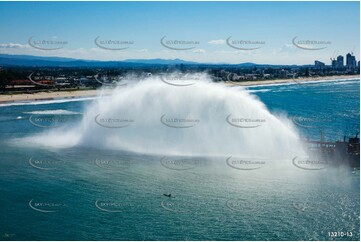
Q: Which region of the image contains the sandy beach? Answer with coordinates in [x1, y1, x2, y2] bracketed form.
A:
[0, 89, 113, 104]
[0, 75, 359, 104]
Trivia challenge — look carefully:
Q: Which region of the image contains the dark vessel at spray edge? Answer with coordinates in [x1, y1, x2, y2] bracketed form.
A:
[305, 132, 360, 169]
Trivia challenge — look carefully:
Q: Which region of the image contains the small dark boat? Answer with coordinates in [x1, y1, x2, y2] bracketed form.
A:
[163, 193, 172, 198]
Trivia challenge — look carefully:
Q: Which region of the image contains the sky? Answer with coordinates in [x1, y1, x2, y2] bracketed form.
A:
[0, 1, 359, 65]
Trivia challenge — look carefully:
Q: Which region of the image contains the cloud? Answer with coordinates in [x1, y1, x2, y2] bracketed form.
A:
[278, 44, 299, 53]
[193, 49, 206, 53]
[0, 42, 343, 65]
[137, 49, 148, 52]
[89, 47, 106, 52]
[0, 43, 29, 49]
[208, 39, 225, 45]
[212, 50, 234, 54]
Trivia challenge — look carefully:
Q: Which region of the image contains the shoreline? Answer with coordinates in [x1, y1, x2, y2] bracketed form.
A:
[0, 89, 114, 105]
[0, 75, 359, 104]
[227, 74, 360, 87]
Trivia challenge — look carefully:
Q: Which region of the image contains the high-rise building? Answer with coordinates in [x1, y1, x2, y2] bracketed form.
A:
[346, 53, 357, 69]
[331, 59, 337, 68]
[315, 60, 325, 69]
[336, 55, 344, 68]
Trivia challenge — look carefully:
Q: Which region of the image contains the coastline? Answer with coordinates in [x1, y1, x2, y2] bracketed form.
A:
[0, 89, 113, 104]
[227, 74, 360, 87]
[0, 75, 359, 104]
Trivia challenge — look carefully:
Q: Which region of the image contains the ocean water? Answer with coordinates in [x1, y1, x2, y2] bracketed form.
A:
[0, 77, 359, 241]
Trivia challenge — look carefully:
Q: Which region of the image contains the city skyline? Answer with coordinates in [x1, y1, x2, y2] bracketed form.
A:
[315, 51, 359, 69]
[0, 1, 359, 65]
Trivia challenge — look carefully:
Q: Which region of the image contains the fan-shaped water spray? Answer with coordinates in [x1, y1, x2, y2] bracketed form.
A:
[25, 74, 305, 158]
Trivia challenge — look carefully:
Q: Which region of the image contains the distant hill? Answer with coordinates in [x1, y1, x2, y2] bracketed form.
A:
[0, 54, 200, 67]
[0, 54, 76, 62]
[123, 58, 198, 65]
[0, 54, 307, 68]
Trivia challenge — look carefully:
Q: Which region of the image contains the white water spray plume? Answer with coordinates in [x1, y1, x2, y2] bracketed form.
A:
[23, 73, 306, 159]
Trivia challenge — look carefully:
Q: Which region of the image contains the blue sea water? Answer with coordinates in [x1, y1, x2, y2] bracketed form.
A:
[247, 79, 360, 142]
[0, 79, 359, 241]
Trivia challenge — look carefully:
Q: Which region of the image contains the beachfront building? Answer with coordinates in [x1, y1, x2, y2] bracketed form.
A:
[336, 55, 344, 68]
[315, 60, 325, 69]
[55, 77, 70, 86]
[331, 59, 337, 69]
[346, 53, 357, 69]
